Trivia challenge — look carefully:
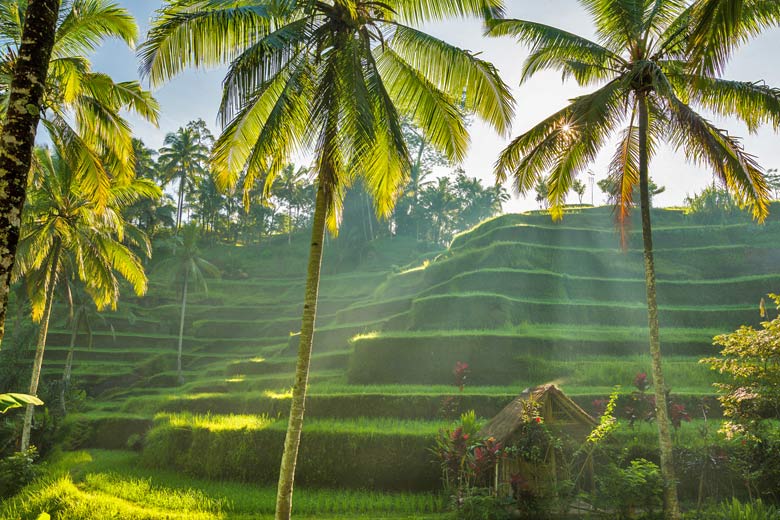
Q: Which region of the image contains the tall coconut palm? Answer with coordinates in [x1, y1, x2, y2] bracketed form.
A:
[158, 127, 209, 229]
[155, 224, 219, 385]
[14, 145, 155, 451]
[0, 0, 61, 348]
[140, 1, 514, 517]
[487, 1, 780, 517]
[0, 0, 159, 347]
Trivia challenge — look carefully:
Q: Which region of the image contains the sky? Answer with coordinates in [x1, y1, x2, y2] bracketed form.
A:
[89, 1, 780, 212]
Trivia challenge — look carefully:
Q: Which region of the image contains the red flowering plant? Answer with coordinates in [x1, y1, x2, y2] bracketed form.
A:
[432, 410, 507, 495]
[670, 402, 692, 430]
[626, 371, 654, 427]
[453, 361, 469, 392]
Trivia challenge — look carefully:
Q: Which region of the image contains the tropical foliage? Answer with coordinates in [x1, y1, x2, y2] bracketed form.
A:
[486, 1, 780, 517]
[13, 145, 156, 450]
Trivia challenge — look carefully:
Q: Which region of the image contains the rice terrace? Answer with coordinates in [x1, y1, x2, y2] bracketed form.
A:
[1, 1, 780, 519]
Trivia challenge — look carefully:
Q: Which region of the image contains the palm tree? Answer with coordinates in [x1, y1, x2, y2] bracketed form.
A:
[0, 0, 62, 347]
[140, 1, 514, 517]
[158, 127, 209, 229]
[155, 225, 219, 385]
[14, 145, 155, 451]
[0, 0, 160, 206]
[0, 0, 159, 347]
[276, 165, 310, 244]
[487, 2, 780, 516]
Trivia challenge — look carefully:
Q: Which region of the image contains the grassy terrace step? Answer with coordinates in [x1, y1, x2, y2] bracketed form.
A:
[119, 390, 515, 420]
[141, 414, 444, 490]
[284, 318, 402, 354]
[418, 268, 780, 306]
[0, 450, 446, 519]
[348, 328, 722, 385]
[226, 350, 351, 376]
[218, 370, 344, 392]
[450, 220, 780, 252]
[404, 292, 761, 330]
[192, 316, 305, 339]
[421, 241, 780, 285]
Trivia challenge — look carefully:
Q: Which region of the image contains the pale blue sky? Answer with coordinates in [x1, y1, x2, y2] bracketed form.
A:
[91, 1, 780, 212]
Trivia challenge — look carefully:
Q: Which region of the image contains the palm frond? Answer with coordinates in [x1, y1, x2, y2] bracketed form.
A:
[139, 0, 277, 86]
[388, 23, 514, 135]
[385, 0, 503, 25]
[486, 18, 624, 85]
[494, 78, 626, 194]
[665, 95, 770, 221]
[688, 0, 780, 75]
[54, 0, 138, 58]
[680, 75, 780, 133]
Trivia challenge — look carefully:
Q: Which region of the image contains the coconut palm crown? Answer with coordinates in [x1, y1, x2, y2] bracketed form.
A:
[489, 0, 780, 223]
[139, 0, 515, 224]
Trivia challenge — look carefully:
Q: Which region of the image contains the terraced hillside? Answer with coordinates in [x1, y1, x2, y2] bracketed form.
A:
[14, 205, 780, 497]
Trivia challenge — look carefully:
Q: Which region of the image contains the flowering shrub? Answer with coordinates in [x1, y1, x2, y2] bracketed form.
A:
[669, 403, 691, 430]
[453, 361, 469, 391]
[432, 411, 505, 492]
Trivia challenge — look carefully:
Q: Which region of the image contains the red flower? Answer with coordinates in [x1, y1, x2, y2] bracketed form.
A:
[534, 417, 542, 423]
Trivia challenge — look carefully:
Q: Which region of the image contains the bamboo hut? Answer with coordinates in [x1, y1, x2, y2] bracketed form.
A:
[478, 384, 597, 498]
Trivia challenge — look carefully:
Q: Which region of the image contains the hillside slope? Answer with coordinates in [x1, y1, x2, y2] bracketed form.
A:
[12, 205, 780, 491]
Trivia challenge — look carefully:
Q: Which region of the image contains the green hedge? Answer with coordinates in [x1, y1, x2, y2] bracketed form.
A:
[140, 418, 440, 491]
[406, 293, 760, 331]
[348, 334, 712, 385]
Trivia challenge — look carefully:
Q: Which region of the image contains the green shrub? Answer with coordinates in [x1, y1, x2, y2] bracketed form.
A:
[60, 415, 152, 450]
[454, 491, 513, 520]
[0, 447, 39, 499]
[592, 459, 663, 519]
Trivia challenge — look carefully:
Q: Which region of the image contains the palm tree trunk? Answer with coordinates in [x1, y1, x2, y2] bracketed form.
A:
[60, 316, 78, 416]
[177, 270, 188, 385]
[0, 0, 60, 347]
[21, 239, 60, 452]
[637, 92, 681, 520]
[176, 172, 186, 229]
[275, 182, 328, 520]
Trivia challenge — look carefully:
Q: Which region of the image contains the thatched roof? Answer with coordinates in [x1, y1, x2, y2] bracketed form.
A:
[478, 384, 597, 444]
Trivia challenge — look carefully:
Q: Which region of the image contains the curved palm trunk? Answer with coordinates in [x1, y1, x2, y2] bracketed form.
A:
[21, 240, 60, 451]
[0, 0, 61, 347]
[638, 93, 681, 520]
[177, 269, 189, 385]
[275, 183, 328, 520]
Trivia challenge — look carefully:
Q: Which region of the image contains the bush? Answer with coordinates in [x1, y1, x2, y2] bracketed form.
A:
[592, 459, 663, 519]
[454, 491, 513, 520]
[0, 447, 39, 499]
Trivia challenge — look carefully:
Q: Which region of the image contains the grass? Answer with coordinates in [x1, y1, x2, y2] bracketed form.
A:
[154, 412, 450, 435]
[1, 450, 446, 519]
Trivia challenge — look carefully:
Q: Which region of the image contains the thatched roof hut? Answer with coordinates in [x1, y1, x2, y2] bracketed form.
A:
[480, 384, 597, 442]
[479, 384, 597, 499]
